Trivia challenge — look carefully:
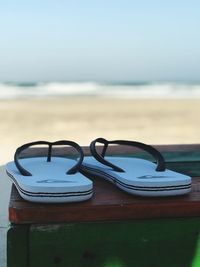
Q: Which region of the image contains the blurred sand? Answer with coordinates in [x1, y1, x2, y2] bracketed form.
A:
[0, 97, 200, 163]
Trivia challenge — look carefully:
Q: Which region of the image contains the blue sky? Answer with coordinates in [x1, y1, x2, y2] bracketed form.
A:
[0, 0, 200, 82]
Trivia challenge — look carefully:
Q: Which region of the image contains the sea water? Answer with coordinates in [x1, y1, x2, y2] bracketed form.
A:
[0, 81, 200, 99]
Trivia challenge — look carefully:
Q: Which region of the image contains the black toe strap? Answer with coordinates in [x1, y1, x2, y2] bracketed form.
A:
[14, 140, 84, 176]
[90, 138, 166, 172]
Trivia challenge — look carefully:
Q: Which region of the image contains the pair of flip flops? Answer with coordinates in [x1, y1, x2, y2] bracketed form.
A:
[6, 138, 192, 203]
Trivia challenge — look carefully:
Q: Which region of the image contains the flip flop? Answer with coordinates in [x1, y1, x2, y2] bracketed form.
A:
[6, 140, 93, 203]
[81, 138, 191, 197]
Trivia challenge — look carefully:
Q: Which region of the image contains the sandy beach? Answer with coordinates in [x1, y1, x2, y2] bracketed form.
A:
[0, 97, 200, 163]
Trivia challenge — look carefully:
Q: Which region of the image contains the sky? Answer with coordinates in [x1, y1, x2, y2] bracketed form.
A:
[0, 0, 200, 82]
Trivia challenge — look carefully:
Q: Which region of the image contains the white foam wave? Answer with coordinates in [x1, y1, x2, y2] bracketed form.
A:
[0, 82, 200, 99]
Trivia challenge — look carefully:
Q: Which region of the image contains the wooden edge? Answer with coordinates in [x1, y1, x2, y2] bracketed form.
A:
[8, 181, 200, 224]
[8, 199, 200, 224]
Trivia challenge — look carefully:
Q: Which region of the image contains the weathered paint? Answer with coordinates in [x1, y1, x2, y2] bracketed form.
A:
[29, 219, 200, 267]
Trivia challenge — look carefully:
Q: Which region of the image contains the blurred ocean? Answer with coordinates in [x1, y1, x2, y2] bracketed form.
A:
[0, 81, 200, 99]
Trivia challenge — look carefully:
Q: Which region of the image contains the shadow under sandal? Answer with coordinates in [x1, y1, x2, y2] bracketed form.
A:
[6, 140, 93, 203]
[81, 138, 191, 197]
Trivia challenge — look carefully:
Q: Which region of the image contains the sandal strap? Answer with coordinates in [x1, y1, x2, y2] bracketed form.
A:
[14, 140, 84, 176]
[90, 138, 166, 172]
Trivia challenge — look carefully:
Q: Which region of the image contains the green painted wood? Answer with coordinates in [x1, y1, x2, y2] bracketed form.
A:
[7, 225, 29, 267]
[29, 218, 200, 267]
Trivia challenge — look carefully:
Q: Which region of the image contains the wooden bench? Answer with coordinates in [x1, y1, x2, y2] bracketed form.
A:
[7, 144, 200, 267]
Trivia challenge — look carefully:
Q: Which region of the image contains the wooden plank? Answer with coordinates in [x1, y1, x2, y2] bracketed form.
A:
[7, 225, 29, 267]
[29, 219, 200, 267]
[8, 174, 200, 224]
[8, 144, 200, 224]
